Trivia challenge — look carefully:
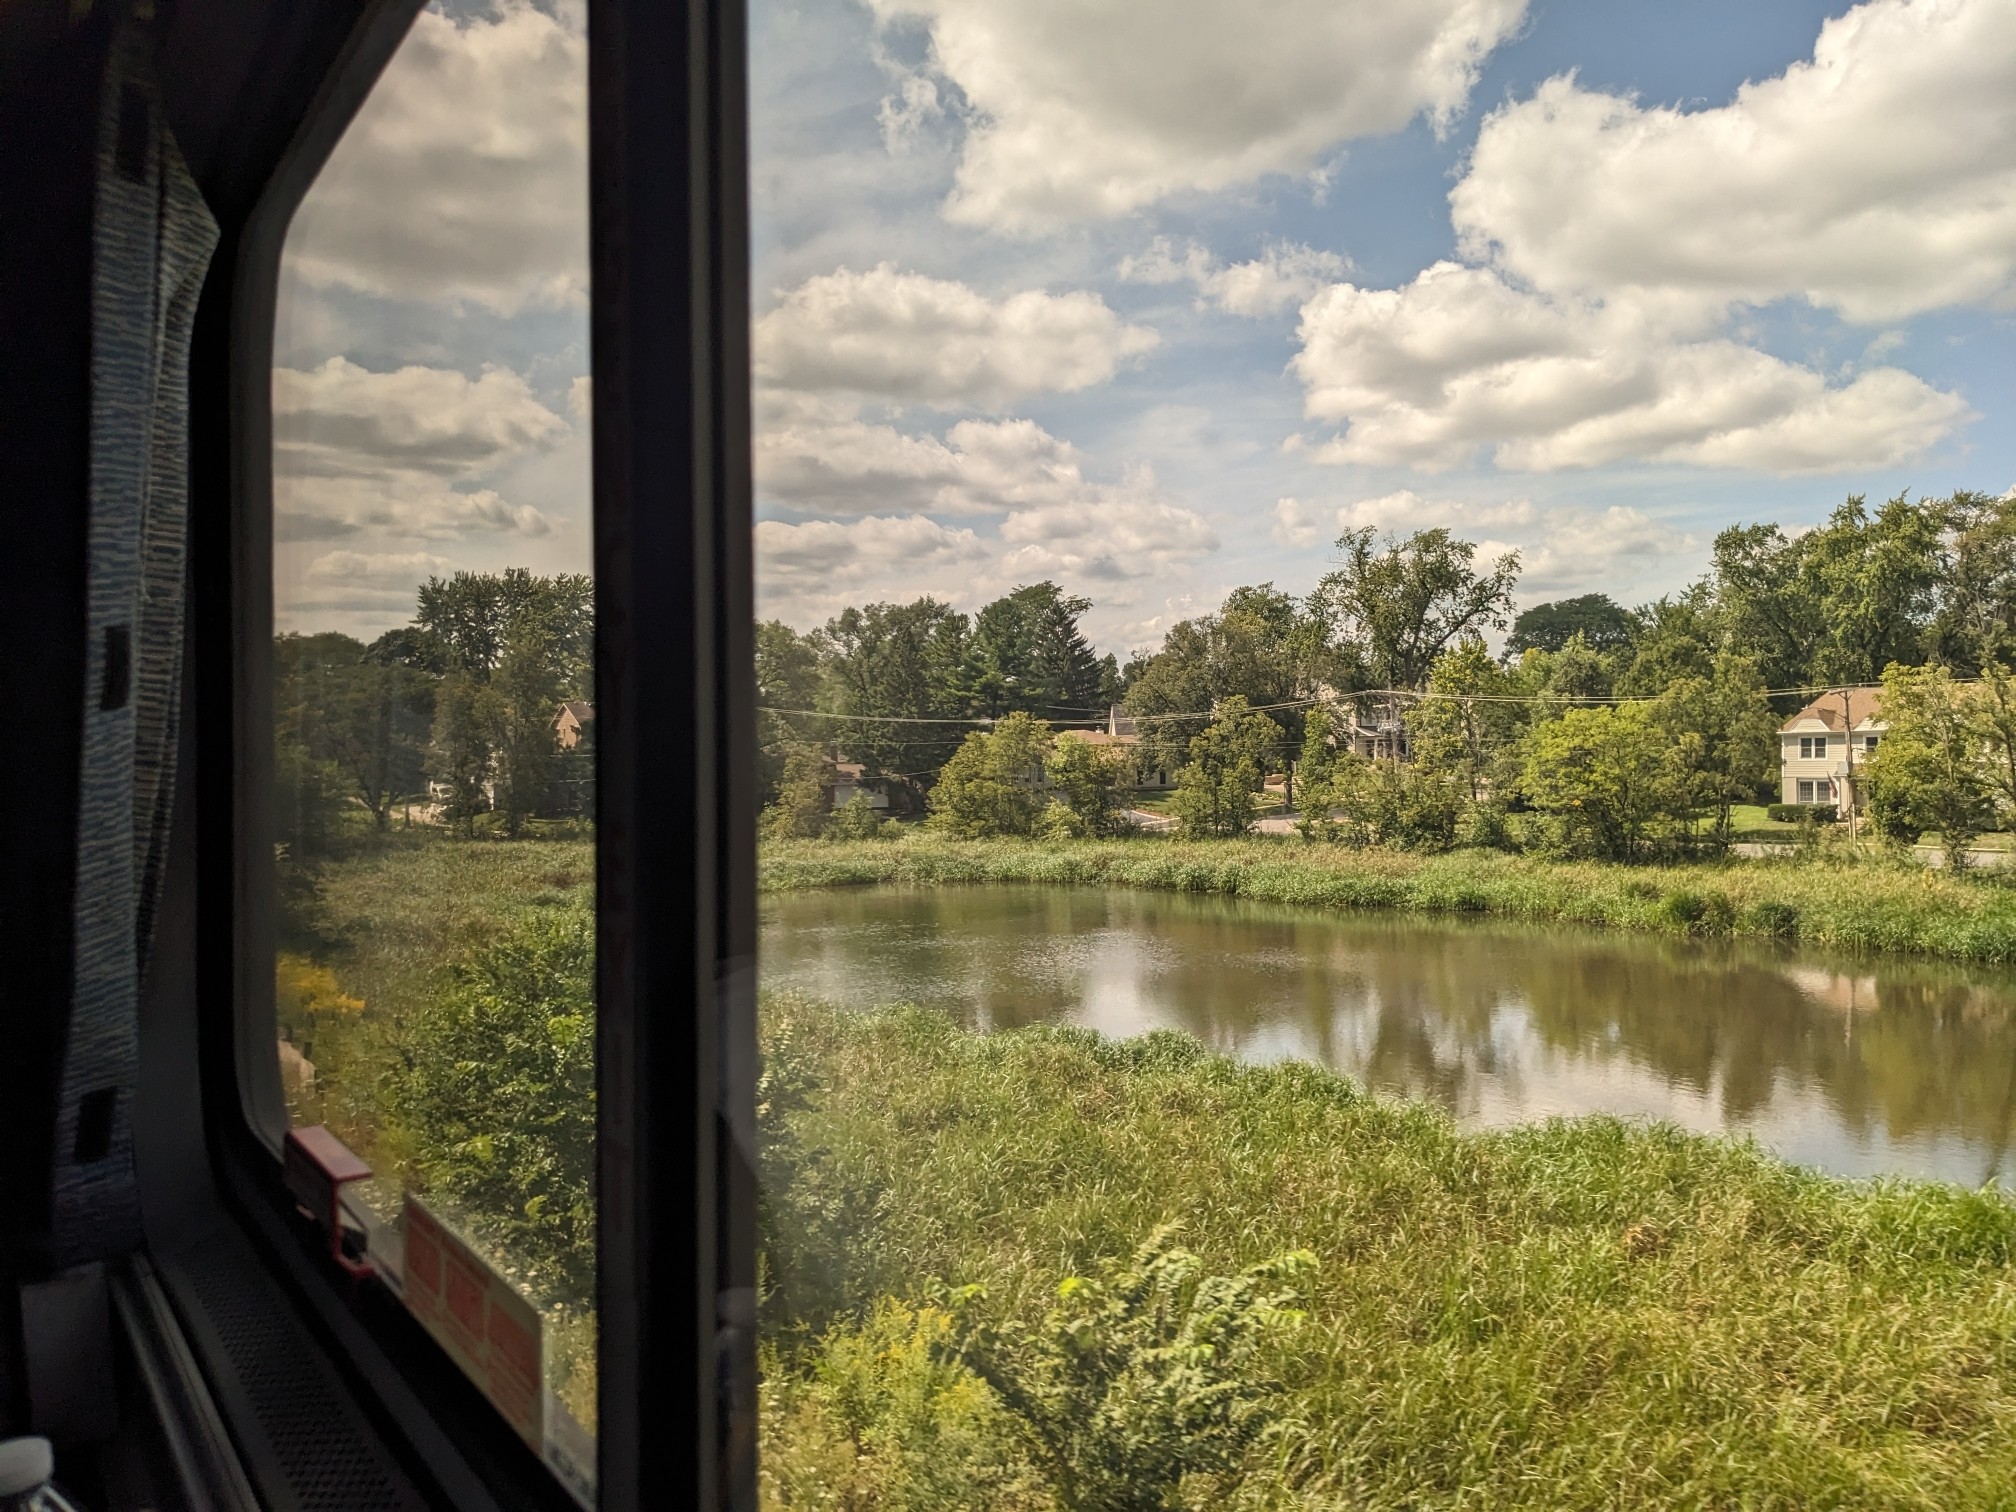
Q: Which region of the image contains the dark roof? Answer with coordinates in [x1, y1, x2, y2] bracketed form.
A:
[557, 700, 595, 724]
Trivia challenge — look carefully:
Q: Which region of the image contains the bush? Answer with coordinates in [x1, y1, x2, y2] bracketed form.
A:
[949, 1225, 1314, 1512]
[1654, 888, 1736, 935]
[384, 908, 596, 1303]
[1766, 802, 1835, 823]
[1746, 900, 1800, 938]
[825, 792, 895, 840]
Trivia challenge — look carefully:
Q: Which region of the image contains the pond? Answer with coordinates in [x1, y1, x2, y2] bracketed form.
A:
[760, 884, 2016, 1189]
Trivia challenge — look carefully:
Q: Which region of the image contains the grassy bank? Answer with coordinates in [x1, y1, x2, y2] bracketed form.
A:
[761, 834, 2016, 965]
[760, 994, 2016, 1510]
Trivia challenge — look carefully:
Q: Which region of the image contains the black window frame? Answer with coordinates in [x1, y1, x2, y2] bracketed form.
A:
[174, 0, 756, 1506]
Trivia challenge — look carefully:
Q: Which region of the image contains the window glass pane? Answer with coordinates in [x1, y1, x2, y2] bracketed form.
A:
[268, 2, 594, 1496]
[752, 0, 2016, 1505]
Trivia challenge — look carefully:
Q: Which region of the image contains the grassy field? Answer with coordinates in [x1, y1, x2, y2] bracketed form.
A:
[761, 832, 2016, 965]
[761, 994, 2016, 1510]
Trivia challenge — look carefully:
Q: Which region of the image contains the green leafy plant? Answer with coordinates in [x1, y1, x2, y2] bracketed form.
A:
[946, 1226, 1314, 1511]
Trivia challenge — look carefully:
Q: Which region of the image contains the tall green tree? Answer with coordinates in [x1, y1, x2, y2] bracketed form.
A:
[927, 712, 1053, 838]
[274, 632, 434, 834]
[1507, 594, 1633, 655]
[820, 598, 970, 797]
[1801, 493, 1942, 687]
[1124, 585, 1335, 775]
[1044, 734, 1129, 838]
[756, 620, 826, 807]
[1867, 662, 1989, 867]
[1656, 652, 1777, 851]
[1931, 490, 2016, 674]
[1520, 703, 1677, 862]
[958, 583, 1106, 719]
[430, 671, 500, 837]
[1615, 589, 1718, 698]
[1409, 637, 1519, 803]
[1169, 697, 1283, 839]
[1313, 528, 1520, 693]
[1710, 522, 1822, 693]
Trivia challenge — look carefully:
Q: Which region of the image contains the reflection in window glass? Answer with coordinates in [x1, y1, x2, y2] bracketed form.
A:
[269, 1, 593, 1493]
[753, 0, 2016, 1505]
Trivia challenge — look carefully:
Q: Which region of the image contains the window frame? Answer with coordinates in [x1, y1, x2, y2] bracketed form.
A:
[180, 0, 758, 1506]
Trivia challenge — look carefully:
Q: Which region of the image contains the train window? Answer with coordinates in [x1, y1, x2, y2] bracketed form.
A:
[751, 0, 2016, 1506]
[265, 0, 595, 1495]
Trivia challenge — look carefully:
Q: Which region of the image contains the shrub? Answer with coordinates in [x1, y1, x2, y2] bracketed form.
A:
[948, 1225, 1314, 1512]
[825, 792, 894, 840]
[1766, 802, 1835, 823]
[1746, 900, 1800, 938]
[1656, 888, 1735, 934]
[384, 908, 596, 1303]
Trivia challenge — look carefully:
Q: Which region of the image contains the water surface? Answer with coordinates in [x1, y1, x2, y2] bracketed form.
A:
[761, 884, 2016, 1188]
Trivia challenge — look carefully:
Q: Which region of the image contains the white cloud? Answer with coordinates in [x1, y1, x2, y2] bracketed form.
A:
[305, 550, 452, 586]
[274, 357, 569, 477]
[998, 484, 1219, 582]
[755, 264, 1157, 406]
[756, 394, 1186, 519]
[866, 0, 1528, 230]
[1450, 0, 2016, 324]
[1291, 262, 1971, 472]
[878, 72, 945, 151]
[757, 512, 988, 584]
[1287, 490, 1692, 599]
[1270, 497, 1321, 547]
[284, 3, 587, 313]
[274, 357, 569, 540]
[1121, 238, 1351, 317]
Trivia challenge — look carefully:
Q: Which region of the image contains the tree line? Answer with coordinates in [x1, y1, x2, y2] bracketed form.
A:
[274, 569, 593, 857]
[762, 489, 2016, 860]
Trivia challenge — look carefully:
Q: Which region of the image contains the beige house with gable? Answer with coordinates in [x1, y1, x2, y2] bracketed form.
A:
[1779, 687, 1885, 813]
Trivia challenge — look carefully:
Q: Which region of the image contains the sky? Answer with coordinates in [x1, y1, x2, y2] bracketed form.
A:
[273, 0, 2016, 658]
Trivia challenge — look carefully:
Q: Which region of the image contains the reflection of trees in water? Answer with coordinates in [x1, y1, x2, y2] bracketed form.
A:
[764, 887, 2016, 1171]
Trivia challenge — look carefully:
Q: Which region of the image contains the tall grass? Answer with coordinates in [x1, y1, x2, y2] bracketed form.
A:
[761, 993, 2016, 1510]
[762, 834, 2016, 964]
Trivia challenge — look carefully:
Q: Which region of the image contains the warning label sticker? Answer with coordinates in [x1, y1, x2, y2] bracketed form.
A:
[401, 1196, 544, 1451]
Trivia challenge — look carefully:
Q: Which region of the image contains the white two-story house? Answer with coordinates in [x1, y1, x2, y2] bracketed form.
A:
[1779, 687, 1885, 813]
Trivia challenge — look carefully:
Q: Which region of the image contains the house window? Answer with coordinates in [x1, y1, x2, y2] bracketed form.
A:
[1796, 780, 1819, 803]
[1798, 735, 1828, 759]
[1862, 734, 1880, 752]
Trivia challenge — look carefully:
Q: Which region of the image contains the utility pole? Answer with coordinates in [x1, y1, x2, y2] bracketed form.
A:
[1839, 686, 1858, 841]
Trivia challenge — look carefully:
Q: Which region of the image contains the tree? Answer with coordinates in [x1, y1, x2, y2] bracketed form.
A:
[756, 620, 826, 807]
[949, 1226, 1313, 1512]
[1520, 703, 1678, 862]
[927, 712, 1053, 838]
[1866, 662, 1989, 867]
[1931, 491, 2016, 674]
[1801, 493, 1942, 687]
[1313, 527, 1519, 693]
[1507, 594, 1633, 655]
[431, 671, 499, 837]
[820, 598, 970, 796]
[1169, 697, 1282, 839]
[274, 632, 434, 832]
[415, 568, 593, 688]
[1124, 585, 1335, 776]
[1291, 706, 1340, 840]
[386, 910, 596, 1304]
[1045, 733, 1129, 837]
[762, 742, 834, 840]
[1969, 660, 2016, 827]
[1409, 637, 1519, 804]
[958, 582, 1107, 720]
[1656, 652, 1777, 851]
[1615, 589, 1718, 698]
[1710, 522, 1822, 692]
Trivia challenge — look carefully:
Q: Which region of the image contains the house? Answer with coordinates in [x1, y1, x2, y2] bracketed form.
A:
[1052, 706, 1176, 790]
[830, 761, 909, 815]
[554, 699, 595, 750]
[1779, 687, 1885, 812]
